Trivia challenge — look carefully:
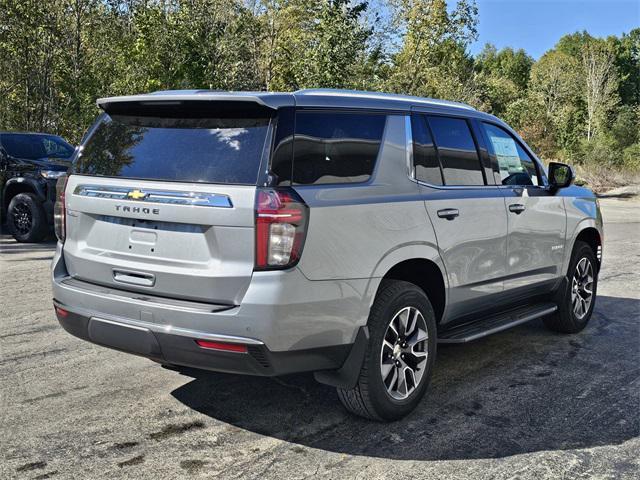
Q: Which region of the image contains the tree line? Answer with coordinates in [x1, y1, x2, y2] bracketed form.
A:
[0, 0, 638, 173]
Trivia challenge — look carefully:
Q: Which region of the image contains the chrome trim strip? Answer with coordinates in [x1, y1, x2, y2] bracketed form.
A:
[405, 115, 415, 180]
[414, 179, 501, 190]
[73, 184, 233, 208]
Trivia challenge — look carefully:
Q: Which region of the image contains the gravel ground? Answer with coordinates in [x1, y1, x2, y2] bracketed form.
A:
[1, 194, 639, 480]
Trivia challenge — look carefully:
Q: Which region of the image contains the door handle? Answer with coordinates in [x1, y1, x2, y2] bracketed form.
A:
[509, 203, 526, 214]
[113, 269, 156, 287]
[437, 208, 459, 220]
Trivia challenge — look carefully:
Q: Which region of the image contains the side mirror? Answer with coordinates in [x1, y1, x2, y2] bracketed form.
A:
[548, 162, 574, 190]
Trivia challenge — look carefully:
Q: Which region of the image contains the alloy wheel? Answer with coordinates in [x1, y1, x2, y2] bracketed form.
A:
[11, 202, 32, 235]
[572, 257, 594, 320]
[379, 306, 429, 400]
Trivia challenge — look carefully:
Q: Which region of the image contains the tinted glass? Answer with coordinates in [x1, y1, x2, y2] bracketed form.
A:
[292, 111, 386, 185]
[1, 134, 73, 160]
[483, 123, 539, 186]
[42, 137, 74, 158]
[427, 116, 484, 186]
[74, 114, 270, 184]
[411, 115, 443, 185]
[270, 107, 295, 185]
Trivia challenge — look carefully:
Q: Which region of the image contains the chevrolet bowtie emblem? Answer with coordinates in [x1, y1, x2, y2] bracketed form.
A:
[127, 189, 148, 200]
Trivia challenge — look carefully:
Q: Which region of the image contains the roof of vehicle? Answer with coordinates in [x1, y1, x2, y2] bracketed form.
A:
[96, 88, 498, 119]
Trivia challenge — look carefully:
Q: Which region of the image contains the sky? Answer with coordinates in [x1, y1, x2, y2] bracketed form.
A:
[469, 0, 640, 58]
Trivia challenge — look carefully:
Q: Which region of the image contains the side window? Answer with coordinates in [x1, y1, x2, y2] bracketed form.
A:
[426, 116, 485, 186]
[482, 123, 540, 186]
[411, 115, 443, 185]
[292, 111, 386, 185]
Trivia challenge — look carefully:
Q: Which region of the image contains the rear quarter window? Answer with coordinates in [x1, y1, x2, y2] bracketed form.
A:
[74, 114, 271, 185]
[291, 111, 387, 185]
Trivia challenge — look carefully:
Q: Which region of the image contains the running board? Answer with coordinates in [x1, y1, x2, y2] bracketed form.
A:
[437, 302, 558, 344]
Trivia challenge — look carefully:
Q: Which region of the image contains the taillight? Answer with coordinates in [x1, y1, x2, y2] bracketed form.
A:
[54, 175, 68, 243]
[255, 188, 308, 270]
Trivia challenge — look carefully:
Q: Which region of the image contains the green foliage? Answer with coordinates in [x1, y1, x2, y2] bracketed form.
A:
[612, 29, 640, 106]
[385, 0, 480, 103]
[610, 105, 639, 149]
[0, 1, 637, 175]
[579, 134, 620, 167]
[622, 143, 640, 170]
[476, 43, 533, 91]
[555, 30, 593, 57]
[265, 0, 373, 90]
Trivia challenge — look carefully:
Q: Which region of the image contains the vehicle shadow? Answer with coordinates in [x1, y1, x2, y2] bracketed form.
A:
[0, 233, 56, 254]
[171, 295, 639, 461]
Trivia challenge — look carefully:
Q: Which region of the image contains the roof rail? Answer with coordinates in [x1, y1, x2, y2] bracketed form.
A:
[294, 88, 476, 111]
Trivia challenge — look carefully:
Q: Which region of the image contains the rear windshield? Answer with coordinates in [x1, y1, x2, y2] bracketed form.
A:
[74, 114, 271, 184]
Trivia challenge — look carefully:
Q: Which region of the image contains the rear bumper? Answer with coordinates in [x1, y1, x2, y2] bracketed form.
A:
[51, 242, 372, 375]
[54, 301, 350, 376]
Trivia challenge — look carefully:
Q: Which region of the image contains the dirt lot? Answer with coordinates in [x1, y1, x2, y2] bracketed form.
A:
[1, 195, 639, 480]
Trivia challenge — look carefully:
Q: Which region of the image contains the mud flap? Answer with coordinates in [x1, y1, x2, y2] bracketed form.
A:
[553, 276, 570, 305]
[313, 326, 369, 389]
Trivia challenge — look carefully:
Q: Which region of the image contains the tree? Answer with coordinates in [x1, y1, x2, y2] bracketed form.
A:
[475, 43, 534, 118]
[0, 0, 65, 133]
[385, 0, 479, 102]
[611, 28, 640, 106]
[526, 50, 581, 158]
[556, 30, 593, 57]
[257, 0, 373, 90]
[530, 51, 580, 120]
[476, 43, 533, 91]
[0, 0, 638, 178]
[308, 0, 372, 88]
[581, 39, 619, 141]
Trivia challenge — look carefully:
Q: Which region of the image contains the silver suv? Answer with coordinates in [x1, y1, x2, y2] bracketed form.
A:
[52, 89, 603, 421]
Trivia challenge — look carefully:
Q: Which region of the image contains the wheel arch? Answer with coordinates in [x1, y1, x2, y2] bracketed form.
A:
[382, 259, 447, 324]
[570, 224, 602, 272]
[366, 245, 448, 325]
[2, 178, 45, 216]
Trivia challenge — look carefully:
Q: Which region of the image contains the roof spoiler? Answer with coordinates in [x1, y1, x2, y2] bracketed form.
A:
[97, 91, 294, 117]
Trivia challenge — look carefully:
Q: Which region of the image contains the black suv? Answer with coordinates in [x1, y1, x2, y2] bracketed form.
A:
[0, 132, 74, 242]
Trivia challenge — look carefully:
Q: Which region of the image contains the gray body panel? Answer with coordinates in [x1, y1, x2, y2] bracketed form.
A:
[53, 89, 603, 374]
[294, 115, 439, 282]
[501, 186, 567, 295]
[421, 186, 509, 322]
[561, 185, 603, 271]
[53, 243, 370, 351]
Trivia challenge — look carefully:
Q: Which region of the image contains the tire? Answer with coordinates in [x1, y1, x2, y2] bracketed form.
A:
[7, 192, 48, 243]
[337, 280, 437, 421]
[544, 241, 598, 333]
